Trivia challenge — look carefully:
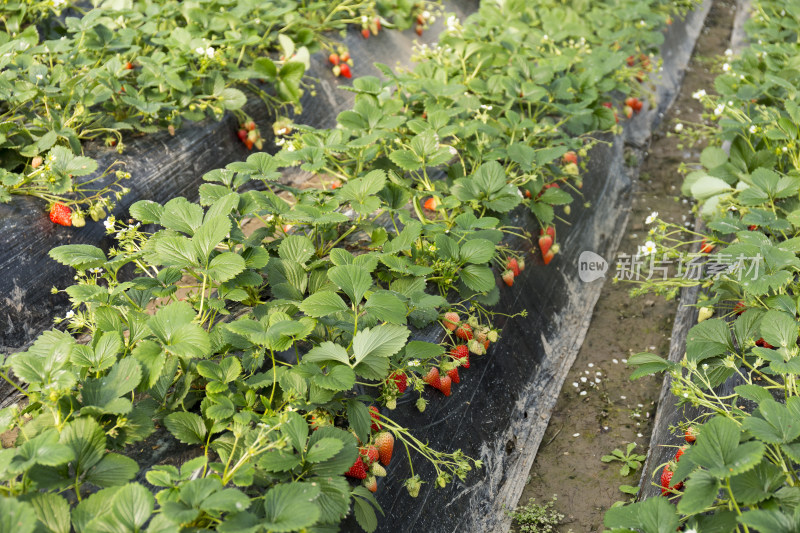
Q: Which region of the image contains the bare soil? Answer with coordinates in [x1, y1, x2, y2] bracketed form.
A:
[514, 1, 738, 531]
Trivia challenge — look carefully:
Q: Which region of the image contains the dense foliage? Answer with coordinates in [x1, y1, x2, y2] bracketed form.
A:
[605, 1, 800, 531]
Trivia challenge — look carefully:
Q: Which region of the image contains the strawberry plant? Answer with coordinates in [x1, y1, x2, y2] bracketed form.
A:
[0, 0, 439, 219]
[606, 1, 800, 531]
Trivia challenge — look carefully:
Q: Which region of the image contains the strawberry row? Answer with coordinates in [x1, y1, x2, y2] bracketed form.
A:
[605, 1, 800, 530]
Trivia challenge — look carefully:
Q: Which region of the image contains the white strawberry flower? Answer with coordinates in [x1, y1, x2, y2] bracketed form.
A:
[640, 240, 657, 256]
[674, 123, 683, 133]
[645, 211, 658, 224]
[714, 104, 725, 116]
[692, 89, 706, 100]
[65, 310, 74, 319]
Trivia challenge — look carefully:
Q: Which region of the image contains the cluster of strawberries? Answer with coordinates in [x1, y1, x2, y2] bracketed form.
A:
[539, 226, 557, 265]
[236, 120, 263, 150]
[627, 53, 653, 83]
[328, 49, 352, 78]
[660, 426, 698, 495]
[344, 407, 395, 493]
[419, 312, 497, 396]
[501, 256, 525, 287]
[360, 16, 382, 39]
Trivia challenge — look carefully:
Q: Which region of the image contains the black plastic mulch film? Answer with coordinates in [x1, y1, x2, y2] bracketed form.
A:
[0, 1, 711, 531]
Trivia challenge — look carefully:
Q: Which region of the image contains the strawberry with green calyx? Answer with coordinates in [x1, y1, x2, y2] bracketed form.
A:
[49, 203, 72, 226]
[371, 463, 387, 477]
[623, 105, 634, 119]
[360, 445, 379, 465]
[660, 461, 683, 495]
[364, 475, 377, 493]
[502, 270, 514, 287]
[369, 406, 381, 432]
[310, 409, 334, 431]
[375, 431, 394, 466]
[563, 151, 578, 165]
[684, 426, 699, 444]
[361, 28, 370, 39]
[388, 371, 408, 393]
[405, 475, 423, 498]
[518, 257, 526, 272]
[468, 339, 485, 356]
[733, 301, 746, 315]
[416, 397, 427, 412]
[443, 311, 460, 331]
[436, 374, 452, 396]
[538, 234, 553, 257]
[675, 444, 689, 462]
[756, 338, 774, 349]
[456, 323, 473, 340]
[70, 211, 86, 227]
[328, 53, 339, 65]
[339, 63, 352, 78]
[447, 367, 460, 384]
[346, 457, 368, 479]
[487, 330, 499, 343]
[422, 367, 441, 387]
[507, 258, 521, 277]
[700, 239, 715, 253]
[450, 345, 470, 368]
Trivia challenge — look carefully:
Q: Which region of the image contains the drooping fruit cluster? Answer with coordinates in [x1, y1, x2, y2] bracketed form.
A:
[345, 415, 395, 494]
[328, 48, 352, 78]
[539, 226, 558, 265]
[623, 96, 644, 119]
[626, 53, 653, 82]
[500, 256, 525, 287]
[236, 120, 263, 150]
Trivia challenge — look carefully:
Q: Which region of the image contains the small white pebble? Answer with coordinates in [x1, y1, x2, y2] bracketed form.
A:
[581, 377, 587, 383]
[573, 433, 580, 437]
[580, 391, 587, 396]
[572, 382, 579, 388]
[648, 346, 656, 350]
[622, 359, 628, 363]
[588, 363, 594, 368]
[620, 395, 627, 400]
[612, 358, 619, 364]
[594, 378, 601, 384]
[637, 404, 644, 408]
[595, 371, 602, 376]
[603, 426, 609, 431]
[637, 433, 644, 438]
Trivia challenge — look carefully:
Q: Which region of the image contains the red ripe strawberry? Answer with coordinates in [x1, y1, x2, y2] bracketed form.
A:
[540, 226, 556, 239]
[447, 367, 460, 384]
[625, 97, 642, 112]
[389, 371, 408, 393]
[423, 197, 439, 210]
[623, 105, 634, 119]
[524, 189, 532, 198]
[443, 311, 460, 331]
[685, 426, 698, 444]
[369, 406, 381, 432]
[423, 367, 441, 387]
[330, 180, 341, 189]
[364, 475, 378, 492]
[360, 445, 379, 465]
[756, 338, 774, 349]
[543, 249, 555, 265]
[539, 235, 553, 256]
[124, 61, 134, 70]
[329, 53, 340, 65]
[456, 323, 473, 340]
[733, 301, 746, 315]
[563, 151, 578, 165]
[602, 102, 613, 109]
[49, 203, 72, 227]
[339, 63, 352, 79]
[451, 345, 470, 369]
[245, 120, 256, 131]
[374, 18, 382, 33]
[415, 24, 423, 36]
[375, 431, 394, 466]
[502, 270, 515, 287]
[237, 129, 248, 142]
[675, 444, 689, 462]
[626, 55, 636, 67]
[436, 374, 452, 396]
[361, 28, 370, 39]
[416, 13, 425, 24]
[346, 457, 368, 479]
[660, 463, 683, 495]
[245, 139, 254, 150]
[507, 258, 521, 277]
[748, 225, 758, 231]
[700, 239, 715, 253]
